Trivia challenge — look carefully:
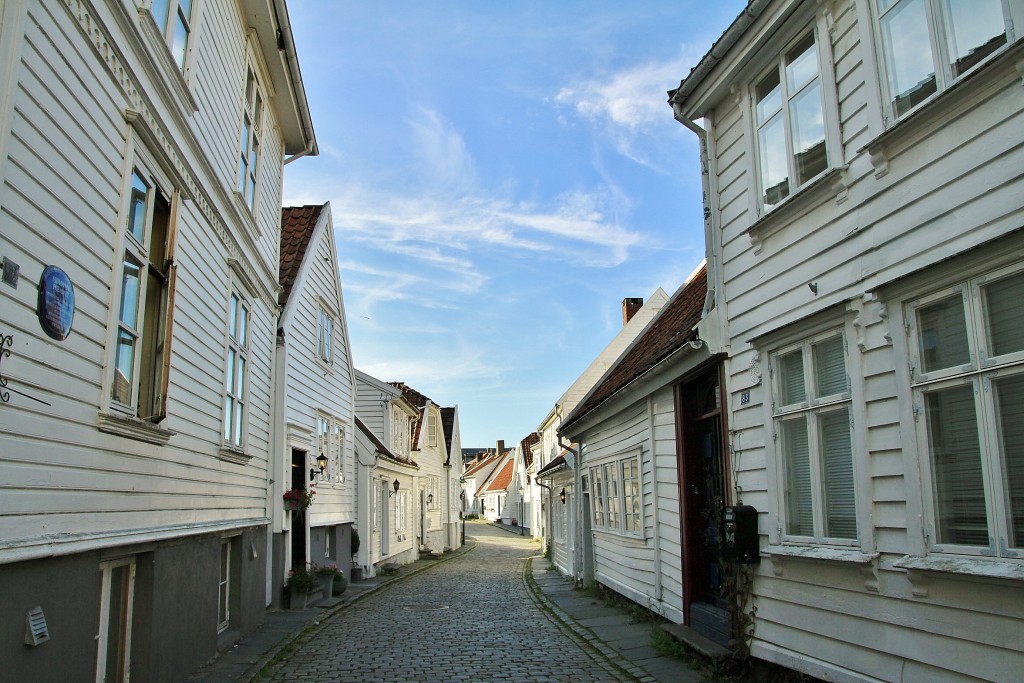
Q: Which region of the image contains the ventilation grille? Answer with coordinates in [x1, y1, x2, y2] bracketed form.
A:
[25, 606, 50, 646]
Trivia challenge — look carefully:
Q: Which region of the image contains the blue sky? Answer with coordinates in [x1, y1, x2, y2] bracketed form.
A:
[282, 1, 746, 447]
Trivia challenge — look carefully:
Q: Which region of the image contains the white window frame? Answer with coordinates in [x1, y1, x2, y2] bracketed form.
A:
[871, 0, 1021, 124]
[588, 449, 643, 537]
[96, 557, 136, 683]
[317, 305, 333, 365]
[396, 490, 409, 538]
[769, 328, 859, 547]
[148, 0, 196, 72]
[223, 290, 250, 449]
[106, 150, 178, 423]
[236, 62, 264, 212]
[749, 17, 840, 215]
[906, 263, 1024, 559]
[427, 412, 438, 447]
[217, 538, 231, 633]
[316, 415, 346, 484]
[428, 476, 440, 510]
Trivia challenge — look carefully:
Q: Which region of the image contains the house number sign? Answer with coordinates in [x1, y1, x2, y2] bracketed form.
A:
[37, 265, 75, 341]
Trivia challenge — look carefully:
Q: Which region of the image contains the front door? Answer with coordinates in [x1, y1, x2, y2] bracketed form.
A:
[676, 363, 730, 645]
[290, 448, 307, 567]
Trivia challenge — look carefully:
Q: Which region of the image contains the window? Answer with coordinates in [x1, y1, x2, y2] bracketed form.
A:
[223, 292, 249, 447]
[427, 476, 440, 510]
[588, 451, 642, 535]
[396, 491, 408, 535]
[110, 164, 176, 421]
[217, 539, 231, 633]
[391, 407, 409, 456]
[907, 266, 1024, 558]
[149, 0, 194, 70]
[427, 413, 438, 447]
[754, 29, 829, 210]
[317, 306, 333, 364]
[237, 66, 263, 211]
[316, 416, 345, 483]
[771, 331, 857, 543]
[876, 0, 1013, 120]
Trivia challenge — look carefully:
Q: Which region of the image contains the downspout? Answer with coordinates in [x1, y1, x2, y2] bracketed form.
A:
[674, 114, 718, 318]
[535, 480, 552, 555]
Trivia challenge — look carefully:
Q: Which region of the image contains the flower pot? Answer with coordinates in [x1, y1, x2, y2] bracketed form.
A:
[288, 589, 310, 610]
[332, 574, 348, 596]
[284, 499, 300, 511]
[317, 574, 334, 597]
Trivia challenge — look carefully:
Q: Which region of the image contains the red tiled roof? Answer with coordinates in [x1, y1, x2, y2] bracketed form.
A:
[388, 382, 432, 408]
[464, 452, 499, 478]
[520, 432, 540, 468]
[279, 204, 324, 308]
[484, 457, 514, 493]
[561, 265, 707, 434]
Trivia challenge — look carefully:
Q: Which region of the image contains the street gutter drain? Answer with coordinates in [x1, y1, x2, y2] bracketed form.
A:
[402, 604, 450, 611]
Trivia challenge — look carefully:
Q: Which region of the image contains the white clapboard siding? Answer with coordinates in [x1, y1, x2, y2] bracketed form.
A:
[0, 0, 304, 558]
[282, 205, 357, 526]
[676, 1, 1024, 679]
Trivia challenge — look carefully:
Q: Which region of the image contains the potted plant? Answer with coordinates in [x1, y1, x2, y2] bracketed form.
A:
[285, 564, 318, 609]
[283, 486, 315, 512]
[320, 563, 348, 596]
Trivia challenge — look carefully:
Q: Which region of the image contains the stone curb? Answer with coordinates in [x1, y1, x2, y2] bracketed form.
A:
[523, 556, 658, 683]
[244, 541, 478, 682]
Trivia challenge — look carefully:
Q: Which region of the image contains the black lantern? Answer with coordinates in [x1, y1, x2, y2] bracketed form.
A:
[389, 478, 400, 497]
[559, 488, 566, 504]
[316, 453, 328, 474]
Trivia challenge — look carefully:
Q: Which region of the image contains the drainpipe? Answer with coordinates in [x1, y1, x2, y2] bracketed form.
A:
[558, 437, 582, 583]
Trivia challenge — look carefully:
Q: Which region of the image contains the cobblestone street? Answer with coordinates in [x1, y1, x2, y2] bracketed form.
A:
[263, 523, 639, 682]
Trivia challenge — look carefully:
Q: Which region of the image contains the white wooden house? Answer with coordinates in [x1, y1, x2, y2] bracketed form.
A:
[668, 0, 1024, 679]
[389, 381, 452, 554]
[440, 406, 465, 550]
[274, 203, 356, 605]
[559, 264, 713, 632]
[480, 451, 515, 524]
[461, 445, 505, 517]
[0, 0, 315, 679]
[532, 292, 669, 550]
[354, 369, 420, 575]
[509, 432, 540, 531]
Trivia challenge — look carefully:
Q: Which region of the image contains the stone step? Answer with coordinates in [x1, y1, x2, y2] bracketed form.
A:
[660, 622, 731, 659]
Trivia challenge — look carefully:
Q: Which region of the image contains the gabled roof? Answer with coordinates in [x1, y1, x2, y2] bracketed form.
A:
[561, 264, 708, 435]
[536, 452, 568, 479]
[464, 452, 500, 478]
[484, 457, 515, 494]
[279, 204, 324, 307]
[519, 432, 540, 468]
[389, 382, 432, 408]
[356, 416, 418, 469]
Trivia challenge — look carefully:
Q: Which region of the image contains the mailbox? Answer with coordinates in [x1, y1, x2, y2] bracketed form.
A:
[722, 505, 759, 564]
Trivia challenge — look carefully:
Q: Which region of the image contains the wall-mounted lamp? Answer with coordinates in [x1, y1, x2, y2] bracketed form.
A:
[559, 488, 567, 505]
[316, 453, 328, 474]
[389, 478, 400, 497]
[459, 490, 466, 501]
[426, 492, 434, 505]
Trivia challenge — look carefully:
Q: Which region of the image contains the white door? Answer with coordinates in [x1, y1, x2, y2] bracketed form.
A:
[96, 558, 135, 683]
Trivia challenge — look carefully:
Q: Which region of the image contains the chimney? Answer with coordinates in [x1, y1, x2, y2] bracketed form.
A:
[496, 439, 505, 456]
[622, 297, 643, 325]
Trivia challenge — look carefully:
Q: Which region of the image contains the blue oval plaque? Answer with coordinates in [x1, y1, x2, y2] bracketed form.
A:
[37, 265, 75, 341]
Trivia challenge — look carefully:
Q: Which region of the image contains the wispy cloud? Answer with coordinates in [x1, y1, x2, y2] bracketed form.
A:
[553, 48, 706, 168]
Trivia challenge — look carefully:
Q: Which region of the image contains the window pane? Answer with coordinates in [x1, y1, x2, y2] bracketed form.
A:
[880, 0, 937, 116]
[112, 330, 136, 404]
[941, 0, 1006, 77]
[118, 257, 142, 329]
[819, 408, 856, 539]
[983, 272, 1024, 357]
[755, 69, 782, 124]
[127, 172, 149, 243]
[238, 304, 248, 347]
[779, 349, 806, 405]
[235, 356, 245, 395]
[789, 80, 827, 185]
[785, 32, 818, 93]
[225, 348, 235, 392]
[606, 463, 620, 529]
[172, 15, 189, 69]
[758, 111, 789, 207]
[917, 293, 969, 373]
[781, 416, 813, 536]
[223, 396, 234, 440]
[591, 468, 604, 526]
[233, 402, 243, 445]
[813, 335, 848, 397]
[994, 375, 1024, 549]
[151, 0, 170, 32]
[925, 385, 989, 546]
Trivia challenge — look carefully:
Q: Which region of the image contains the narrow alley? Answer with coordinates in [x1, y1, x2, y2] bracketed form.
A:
[254, 522, 696, 683]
